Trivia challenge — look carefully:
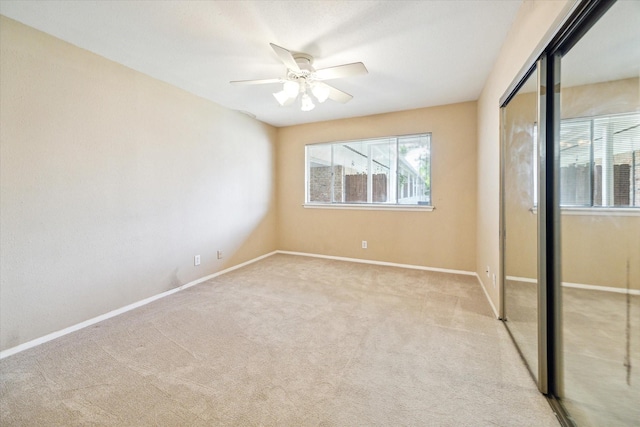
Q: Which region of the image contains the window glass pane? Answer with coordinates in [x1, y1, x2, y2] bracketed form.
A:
[593, 114, 640, 207]
[370, 138, 395, 203]
[397, 135, 431, 205]
[560, 119, 592, 206]
[307, 144, 333, 203]
[556, 113, 640, 208]
[334, 141, 369, 203]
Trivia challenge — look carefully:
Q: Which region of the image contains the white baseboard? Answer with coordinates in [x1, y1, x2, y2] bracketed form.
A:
[275, 250, 476, 276]
[475, 274, 500, 319]
[10, 252, 573, 359]
[0, 251, 278, 360]
[506, 275, 640, 296]
[505, 275, 537, 284]
[562, 281, 640, 295]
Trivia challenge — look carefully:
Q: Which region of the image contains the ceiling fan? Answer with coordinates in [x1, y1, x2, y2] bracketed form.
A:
[230, 43, 368, 111]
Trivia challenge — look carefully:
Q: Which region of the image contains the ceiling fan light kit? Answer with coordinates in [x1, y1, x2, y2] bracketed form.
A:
[273, 90, 291, 106]
[311, 83, 330, 103]
[300, 93, 315, 111]
[231, 43, 367, 112]
[283, 80, 300, 98]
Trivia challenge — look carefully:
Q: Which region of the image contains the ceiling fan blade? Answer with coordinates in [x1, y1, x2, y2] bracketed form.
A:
[270, 43, 301, 72]
[316, 82, 353, 104]
[230, 78, 282, 85]
[314, 62, 368, 80]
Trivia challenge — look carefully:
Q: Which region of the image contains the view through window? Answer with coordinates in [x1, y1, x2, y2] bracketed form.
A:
[306, 134, 431, 206]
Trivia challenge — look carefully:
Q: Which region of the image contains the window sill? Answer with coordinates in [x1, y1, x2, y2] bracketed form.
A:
[529, 206, 640, 217]
[304, 203, 435, 212]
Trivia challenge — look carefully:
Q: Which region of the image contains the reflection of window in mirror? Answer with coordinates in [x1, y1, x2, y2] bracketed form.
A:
[557, 0, 639, 211]
[531, 112, 640, 208]
[560, 113, 639, 207]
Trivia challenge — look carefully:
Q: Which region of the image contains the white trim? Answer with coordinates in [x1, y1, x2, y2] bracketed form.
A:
[562, 282, 640, 296]
[529, 206, 640, 217]
[276, 250, 474, 276]
[475, 273, 499, 319]
[560, 208, 640, 217]
[303, 203, 435, 212]
[506, 275, 640, 296]
[506, 275, 538, 284]
[0, 251, 278, 360]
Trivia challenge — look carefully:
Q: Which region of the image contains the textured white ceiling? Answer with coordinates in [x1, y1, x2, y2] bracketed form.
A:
[0, 0, 523, 127]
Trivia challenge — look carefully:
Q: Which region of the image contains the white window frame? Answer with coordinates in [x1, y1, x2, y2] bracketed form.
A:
[304, 133, 433, 211]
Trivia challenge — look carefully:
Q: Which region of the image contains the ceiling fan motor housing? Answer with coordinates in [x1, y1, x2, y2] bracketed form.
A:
[293, 53, 314, 70]
[287, 53, 315, 85]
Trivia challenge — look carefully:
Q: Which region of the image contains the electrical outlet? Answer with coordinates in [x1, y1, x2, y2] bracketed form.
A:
[194, 255, 201, 266]
[217, 250, 223, 259]
[362, 240, 367, 249]
[492, 273, 496, 288]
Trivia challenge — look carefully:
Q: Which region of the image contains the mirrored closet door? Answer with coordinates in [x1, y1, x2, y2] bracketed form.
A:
[500, 1, 639, 425]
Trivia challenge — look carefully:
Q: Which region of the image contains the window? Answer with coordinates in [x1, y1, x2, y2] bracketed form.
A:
[533, 113, 640, 208]
[559, 113, 639, 207]
[306, 134, 431, 206]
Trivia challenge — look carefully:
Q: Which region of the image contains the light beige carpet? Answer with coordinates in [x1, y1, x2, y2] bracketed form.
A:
[0, 254, 559, 426]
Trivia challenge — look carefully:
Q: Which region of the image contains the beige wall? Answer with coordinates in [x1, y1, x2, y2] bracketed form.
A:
[476, 0, 575, 310]
[503, 78, 640, 290]
[0, 17, 278, 351]
[277, 102, 477, 272]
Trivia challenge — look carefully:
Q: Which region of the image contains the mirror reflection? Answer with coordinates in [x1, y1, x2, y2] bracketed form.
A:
[502, 68, 539, 381]
[559, 1, 640, 425]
